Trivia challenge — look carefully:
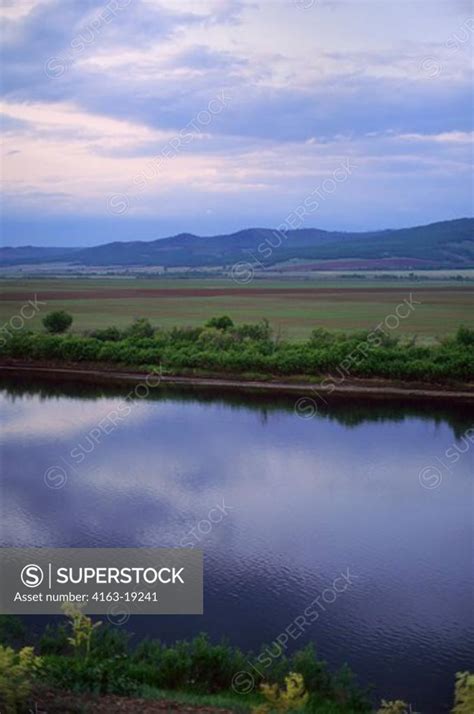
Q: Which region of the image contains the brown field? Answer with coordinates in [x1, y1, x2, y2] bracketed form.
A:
[1, 278, 473, 341]
[279, 258, 440, 270]
[3, 285, 472, 302]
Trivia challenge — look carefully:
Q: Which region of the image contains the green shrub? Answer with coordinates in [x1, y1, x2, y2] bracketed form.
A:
[1, 316, 472, 383]
[188, 634, 248, 693]
[0, 616, 27, 649]
[32, 617, 372, 709]
[42, 310, 73, 334]
[253, 671, 309, 713]
[205, 315, 234, 330]
[89, 326, 122, 342]
[129, 633, 248, 693]
[62, 603, 102, 659]
[197, 327, 236, 350]
[59, 337, 102, 362]
[91, 625, 131, 660]
[168, 326, 203, 342]
[123, 318, 155, 339]
[452, 671, 474, 714]
[309, 328, 339, 347]
[41, 653, 138, 696]
[456, 325, 474, 346]
[39, 623, 69, 656]
[331, 664, 371, 711]
[0, 645, 42, 714]
[289, 644, 332, 698]
[233, 318, 272, 342]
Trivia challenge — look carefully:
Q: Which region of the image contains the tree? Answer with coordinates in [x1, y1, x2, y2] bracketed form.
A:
[42, 310, 73, 334]
[205, 315, 234, 331]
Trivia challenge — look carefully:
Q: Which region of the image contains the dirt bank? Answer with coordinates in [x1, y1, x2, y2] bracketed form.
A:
[33, 688, 234, 713]
[1, 361, 473, 404]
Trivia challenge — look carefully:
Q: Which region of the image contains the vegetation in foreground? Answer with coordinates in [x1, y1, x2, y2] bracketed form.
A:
[0, 610, 370, 713]
[1, 312, 474, 384]
[1, 611, 473, 714]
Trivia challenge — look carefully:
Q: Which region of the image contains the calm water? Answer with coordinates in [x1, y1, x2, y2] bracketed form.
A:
[0, 378, 473, 712]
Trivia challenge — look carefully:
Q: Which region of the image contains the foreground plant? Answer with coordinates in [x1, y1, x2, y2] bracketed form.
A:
[62, 602, 102, 658]
[5, 612, 470, 712]
[253, 671, 309, 713]
[451, 671, 474, 714]
[0, 645, 42, 713]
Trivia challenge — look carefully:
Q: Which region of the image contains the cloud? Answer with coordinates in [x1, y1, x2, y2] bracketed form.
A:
[398, 131, 474, 144]
[0, 0, 203, 98]
[0, 0, 472, 242]
[170, 44, 247, 71]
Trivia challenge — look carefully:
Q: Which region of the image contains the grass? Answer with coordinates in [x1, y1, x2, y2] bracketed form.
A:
[140, 684, 260, 710]
[1, 277, 473, 341]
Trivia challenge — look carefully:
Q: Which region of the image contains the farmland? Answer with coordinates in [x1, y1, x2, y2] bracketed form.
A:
[1, 277, 473, 342]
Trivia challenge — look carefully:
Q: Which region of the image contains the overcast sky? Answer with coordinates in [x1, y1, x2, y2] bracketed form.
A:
[1, 0, 473, 246]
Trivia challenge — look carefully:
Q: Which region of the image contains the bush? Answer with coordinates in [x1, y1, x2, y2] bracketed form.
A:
[91, 625, 131, 660]
[331, 664, 371, 711]
[35, 619, 370, 709]
[3, 606, 469, 713]
[129, 633, 248, 693]
[39, 623, 69, 656]
[19, 614, 382, 711]
[42, 653, 138, 696]
[42, 310, 73, 334]
[59, 337, 102, 362]
[188, 634, 247, 693]
[233, 319, 272, 342]
[253, 672, 309, 713]
[0, 616, 27, 649]
[0, 645, 42, 714]
[309, 328, 339, 347]
[168, 326, 203, 343]
[123, 318, 155, 339]
[89, 326, 122, 342]
[1, 316, 473, 383]
[289, 644, 332, 698]
[205, 315, 234, 331]
[452, 671, 474, 714]
[456, 325, 474, 347]
[197, 327, 236, 350]
[62, 602, 102, 659]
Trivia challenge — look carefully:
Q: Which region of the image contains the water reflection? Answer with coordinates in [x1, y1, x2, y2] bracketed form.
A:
[0, 377, 472, 712]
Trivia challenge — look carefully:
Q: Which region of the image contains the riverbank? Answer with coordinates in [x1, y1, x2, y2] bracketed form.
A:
[32, 688, 236, 713]
[1, 361, 473, 404]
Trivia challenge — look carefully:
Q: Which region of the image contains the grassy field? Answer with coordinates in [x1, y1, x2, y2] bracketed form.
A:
[1, 278, 473, 341]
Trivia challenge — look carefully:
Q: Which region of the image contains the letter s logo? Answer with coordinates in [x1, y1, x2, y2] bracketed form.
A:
[21, 564, 44, 588]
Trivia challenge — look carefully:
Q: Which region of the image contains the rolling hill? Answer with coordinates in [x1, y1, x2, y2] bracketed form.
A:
[1, 218, 473, 270]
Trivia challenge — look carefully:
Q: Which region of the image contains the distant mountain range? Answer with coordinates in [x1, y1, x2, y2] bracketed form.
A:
[1, 219, 473, 270]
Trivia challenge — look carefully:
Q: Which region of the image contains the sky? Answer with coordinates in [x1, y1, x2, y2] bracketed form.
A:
[1, 0, 473, 246]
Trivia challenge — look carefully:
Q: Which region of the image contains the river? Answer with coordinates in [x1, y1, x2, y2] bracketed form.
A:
[0, 378, 472, 712]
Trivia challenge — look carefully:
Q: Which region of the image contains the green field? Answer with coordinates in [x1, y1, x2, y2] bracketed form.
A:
[1, 278, 473, 342]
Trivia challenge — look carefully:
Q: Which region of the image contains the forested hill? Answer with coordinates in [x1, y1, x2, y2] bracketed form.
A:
[1, 218, 473, 269]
